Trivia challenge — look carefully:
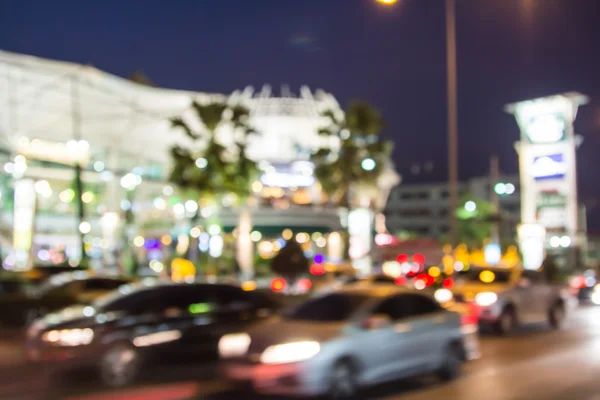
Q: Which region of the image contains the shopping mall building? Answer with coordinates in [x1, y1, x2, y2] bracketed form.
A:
[0, 50, 399, 275]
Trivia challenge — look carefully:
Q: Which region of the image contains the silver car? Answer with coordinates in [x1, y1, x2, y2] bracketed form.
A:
[219, 285, 473, 398]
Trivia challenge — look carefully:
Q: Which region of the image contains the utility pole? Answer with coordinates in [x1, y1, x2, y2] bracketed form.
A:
[446, 0, 459, 246]
[489, 155, 500, 244]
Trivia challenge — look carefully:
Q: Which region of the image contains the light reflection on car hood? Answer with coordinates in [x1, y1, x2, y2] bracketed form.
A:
[244, 317, 345, 353]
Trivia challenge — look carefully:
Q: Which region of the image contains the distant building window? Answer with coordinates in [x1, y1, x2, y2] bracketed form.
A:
[439, 209, 448, 217]
[440, 190, 449, 199]
[399, 209, 431, 217]
[417, 192, 430, 199]
[400, 193, 414, 200]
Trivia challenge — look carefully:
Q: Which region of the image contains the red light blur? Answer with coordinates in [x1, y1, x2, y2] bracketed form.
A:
[271, 278, 286, 292]
[297, 278, 312, 291]
[395, 276, 407, 286]
[461, 314, 478, 326]
[415, 273, 434, 286]
[571, 276, 586, 289]
[310, 264, 325, 275]
[396, 254, 409, 263]
[443, 278, 454, 289]
[412, 253, 425, 264]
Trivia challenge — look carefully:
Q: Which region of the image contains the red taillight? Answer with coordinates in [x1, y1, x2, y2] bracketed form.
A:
[394, 276, 407, 286]
[271, 278, 286, 292]
[415, 273, 434, 287]
[461, 303, 479, 325]
[310, 264, 325, 275]
[396, 254, 409, 264]
[443, 278, 454, 289]
[571, 276, 586, 289]
[297, 278, 312, 291]
[413, 253, 425, 265]
[461, 314, 478, 326]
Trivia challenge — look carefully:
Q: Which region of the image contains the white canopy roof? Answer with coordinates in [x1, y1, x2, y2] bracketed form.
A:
[0, 50, 222, 164]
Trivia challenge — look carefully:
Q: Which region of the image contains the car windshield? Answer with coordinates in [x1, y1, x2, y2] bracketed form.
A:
[459, 268, 512, 284]
[286, 293, 370, 322]
[33, 273, 79, 297]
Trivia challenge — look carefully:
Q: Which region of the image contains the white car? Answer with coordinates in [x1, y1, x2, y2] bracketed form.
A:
[451, 266, 566, 335]
[219, 285, 477, 398]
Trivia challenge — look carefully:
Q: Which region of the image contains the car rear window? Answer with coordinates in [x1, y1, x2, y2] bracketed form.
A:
[286, 293, 369, 322]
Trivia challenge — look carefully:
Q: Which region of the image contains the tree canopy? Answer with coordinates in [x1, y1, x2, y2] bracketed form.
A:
[271, 239, 309, 280]
[311, 100, 393, 208]
[169, 101, 259, 204]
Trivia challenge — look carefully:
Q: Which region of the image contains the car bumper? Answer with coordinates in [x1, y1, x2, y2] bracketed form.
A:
[220, 360, 329, 396]
[25, 339, 99, 369]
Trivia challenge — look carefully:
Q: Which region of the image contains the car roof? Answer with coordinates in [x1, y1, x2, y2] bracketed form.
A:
[333, 283, 415, 298]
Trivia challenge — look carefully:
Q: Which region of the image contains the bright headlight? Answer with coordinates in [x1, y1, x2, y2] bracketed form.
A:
[591, 292, 600, 305]
[434, 289, 453, 303]
[595, 284, 600, 293]
[42, 328, 94, 346]
[260, 341, 320, 365]
[218, 333, 251, 358]
[475, 292, 498, 307]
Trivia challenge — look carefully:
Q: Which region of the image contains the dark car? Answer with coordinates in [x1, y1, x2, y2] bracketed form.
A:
[25, 280, 279, 387]
[0, 272, 131, 326]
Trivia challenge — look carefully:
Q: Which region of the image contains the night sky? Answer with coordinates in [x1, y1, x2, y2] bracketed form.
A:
[2, 0, 599, 229]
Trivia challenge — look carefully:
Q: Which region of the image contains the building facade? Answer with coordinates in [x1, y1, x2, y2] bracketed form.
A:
[384, 175, 521, 240]
[0, 50, 398, 274]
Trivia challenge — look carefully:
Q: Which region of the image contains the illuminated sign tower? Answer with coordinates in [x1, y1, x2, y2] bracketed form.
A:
[505, 93, 588, 269]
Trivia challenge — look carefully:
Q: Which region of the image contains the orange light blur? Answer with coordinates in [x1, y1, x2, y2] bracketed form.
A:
[377, 0, 398, 4]
[271, 278, 286, 292]
[241, 281, 257, 291]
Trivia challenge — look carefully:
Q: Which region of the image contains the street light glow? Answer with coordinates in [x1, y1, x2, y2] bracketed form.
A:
[464, 201, 477, 213]
[377, 0, 397, 4]
[361, 158, 376, 171]
[494, 182, 506, 195]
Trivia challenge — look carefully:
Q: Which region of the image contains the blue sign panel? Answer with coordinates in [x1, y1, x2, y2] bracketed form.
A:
[531, 153, 566, 181]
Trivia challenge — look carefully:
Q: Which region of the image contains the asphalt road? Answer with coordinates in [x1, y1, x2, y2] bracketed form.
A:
[1, 306, 599, 400]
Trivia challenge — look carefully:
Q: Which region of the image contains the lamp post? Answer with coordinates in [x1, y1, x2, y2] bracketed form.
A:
[377, 0, 459, 245]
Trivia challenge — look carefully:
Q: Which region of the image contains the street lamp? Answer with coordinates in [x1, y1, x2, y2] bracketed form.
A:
[377, 0, 398, 4]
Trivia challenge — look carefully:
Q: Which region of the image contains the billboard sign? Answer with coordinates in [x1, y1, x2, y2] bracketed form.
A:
[524, 114, 565, 144]
[531, 153, 567, 181]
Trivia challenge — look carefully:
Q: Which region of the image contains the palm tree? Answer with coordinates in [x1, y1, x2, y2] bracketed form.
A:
[312, 100, 393, 208]
[312, 100, 393, 262]
[169, 100, 259, 274]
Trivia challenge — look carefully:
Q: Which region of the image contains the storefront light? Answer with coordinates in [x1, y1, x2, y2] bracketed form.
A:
[81, 191, 94, 204]
[250, 231, 262, 242]
[282, 229, 293, 240]
[208, 225, 221, 236]
[93, 161, 105, 172]
[190, 227, 201, 238]
[195, 157, 208, 169]
[153, 197, 167, 210]
[79, 221, 92, 234]
[133, 236, 145, 247]
[252, 181, 263, 193]
[296, 232, 309, 244]
[185, 200, 199, 213]
[163, 185, 174, 196]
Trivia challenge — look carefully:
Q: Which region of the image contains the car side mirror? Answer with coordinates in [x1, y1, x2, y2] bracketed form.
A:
[361, 314, 391, 330]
